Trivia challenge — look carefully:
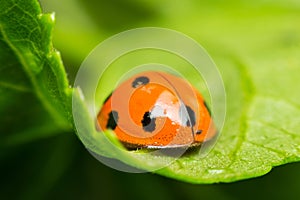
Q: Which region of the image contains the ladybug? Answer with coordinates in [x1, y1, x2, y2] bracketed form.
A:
[97, 71, 217, 149]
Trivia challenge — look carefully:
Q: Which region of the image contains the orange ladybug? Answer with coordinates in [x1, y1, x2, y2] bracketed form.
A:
[97, 71, 217, 149]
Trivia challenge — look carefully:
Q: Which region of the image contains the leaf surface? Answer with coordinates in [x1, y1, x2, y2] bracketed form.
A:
[0, 0, 72, 148]
[2, 0, 300, 183]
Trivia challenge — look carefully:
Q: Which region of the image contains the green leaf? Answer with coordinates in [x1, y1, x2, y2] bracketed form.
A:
[72, 47, 300, 183]
[76, 54, 300, 183]
[0, 0, 72, 148]
[3, 0, 300, 184]
[68, 2, 300, 183]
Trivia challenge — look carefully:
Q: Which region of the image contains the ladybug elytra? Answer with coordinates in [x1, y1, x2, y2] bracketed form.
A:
[97, 71, 217, 149]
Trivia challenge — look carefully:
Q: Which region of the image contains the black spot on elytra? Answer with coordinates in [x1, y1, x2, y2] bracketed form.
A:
[141, 111, 156, 132]
[106, 111, 118, 130]
[179, 104, 196, 127]
[203, 101, 211, 116]
[132, 76, 149, 88]
[196, 130, 202, 134]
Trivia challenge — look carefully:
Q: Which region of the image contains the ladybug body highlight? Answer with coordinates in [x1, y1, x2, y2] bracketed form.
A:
[97, 71, 216, 149]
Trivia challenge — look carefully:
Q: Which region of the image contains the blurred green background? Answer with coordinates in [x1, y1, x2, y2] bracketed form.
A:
[2, 0, 300, 199]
